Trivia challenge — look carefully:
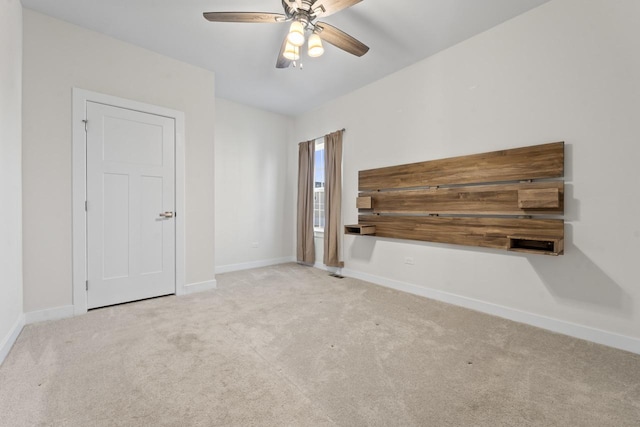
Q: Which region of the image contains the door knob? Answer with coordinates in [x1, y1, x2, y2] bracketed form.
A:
[159, 211, 174, 218]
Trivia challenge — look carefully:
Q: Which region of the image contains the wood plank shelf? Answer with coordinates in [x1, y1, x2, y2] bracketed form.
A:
[345, 224, 376, 236]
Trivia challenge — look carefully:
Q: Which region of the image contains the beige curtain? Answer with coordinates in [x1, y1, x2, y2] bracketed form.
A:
[296, 140, 315, 265]
[323, 130, 343, 268]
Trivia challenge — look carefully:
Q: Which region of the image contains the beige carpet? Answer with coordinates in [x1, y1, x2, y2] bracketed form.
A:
[1, 263, 639, 426]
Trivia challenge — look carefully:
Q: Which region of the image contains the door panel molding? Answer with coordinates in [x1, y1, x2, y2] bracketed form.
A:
[72, 88, 186, 314]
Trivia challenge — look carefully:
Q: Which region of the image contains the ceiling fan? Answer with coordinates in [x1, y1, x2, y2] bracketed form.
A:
[203, 0, 369, 69]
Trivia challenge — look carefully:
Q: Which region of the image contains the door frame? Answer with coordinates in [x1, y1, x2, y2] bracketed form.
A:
[72, 88, 186, 315]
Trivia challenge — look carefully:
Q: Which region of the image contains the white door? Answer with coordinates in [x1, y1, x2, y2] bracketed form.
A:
[86, 101, 176, 309]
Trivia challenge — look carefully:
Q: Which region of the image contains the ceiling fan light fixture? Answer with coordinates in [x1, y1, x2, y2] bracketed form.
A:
[287, 20, 305, 47]
[307, 33, 324, 57]
[203, 0, 370, 69]
[283, 41, 300, 61]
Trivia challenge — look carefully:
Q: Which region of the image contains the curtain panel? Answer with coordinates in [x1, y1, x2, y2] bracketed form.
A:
[296, 140, 315, 265]
[324, 130, 343, 268]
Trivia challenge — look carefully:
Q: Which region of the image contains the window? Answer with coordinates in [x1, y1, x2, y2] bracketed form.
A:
[313, 139, 325, 232]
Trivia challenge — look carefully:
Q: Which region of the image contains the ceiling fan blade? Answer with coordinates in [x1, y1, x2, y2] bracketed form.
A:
[316, 22, 369, 57]
[276, 36, 293, 69]
[313, 0, 362, 18]
[203, 12, 286, 23]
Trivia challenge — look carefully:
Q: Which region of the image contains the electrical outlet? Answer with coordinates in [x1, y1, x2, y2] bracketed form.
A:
[404, 257, 414, 265]
[251, 242, 259, 248]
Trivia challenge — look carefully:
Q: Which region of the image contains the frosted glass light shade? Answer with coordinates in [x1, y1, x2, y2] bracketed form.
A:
[287, 21, 305, 47]
[283, 42, 300, 61]
[307, 33, 324, 57]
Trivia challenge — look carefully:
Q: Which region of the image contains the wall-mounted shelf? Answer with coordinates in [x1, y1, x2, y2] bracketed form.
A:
[517, 188, 560, 209]
[345, 224, 376, 236]
[507, 235, 564, 256]
[347, 142, 565, 256]
[356, 196, 372, 209]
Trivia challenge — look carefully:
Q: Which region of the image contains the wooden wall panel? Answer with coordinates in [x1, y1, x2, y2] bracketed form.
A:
[358, 215, 564, 255]
[359, 181, 564, 216]
[359, 142, 564, 191]
[348, 142, 566, 256]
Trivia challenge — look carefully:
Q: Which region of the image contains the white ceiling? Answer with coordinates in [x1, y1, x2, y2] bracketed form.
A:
[21, 0, 551, 116]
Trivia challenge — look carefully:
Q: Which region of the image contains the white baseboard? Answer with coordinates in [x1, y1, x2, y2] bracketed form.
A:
[183, 279, 217, 295]
[216, 256, 296, 274]
[0, 314, 25, 365]
[343, 268, 640, 356]
[25, 305, 75, 325]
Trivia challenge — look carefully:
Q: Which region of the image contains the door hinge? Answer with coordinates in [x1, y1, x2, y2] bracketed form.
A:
[85, 280, 88, 291]
[82, 119, 88, 132]
[84, 200, 88, 211]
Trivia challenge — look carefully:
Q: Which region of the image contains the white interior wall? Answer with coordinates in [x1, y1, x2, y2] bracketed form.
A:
[22, 9, 216, 314]
[214, 98, 295, 272]
[294, 0, 640, 351]
[0, 0, 24, 363]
